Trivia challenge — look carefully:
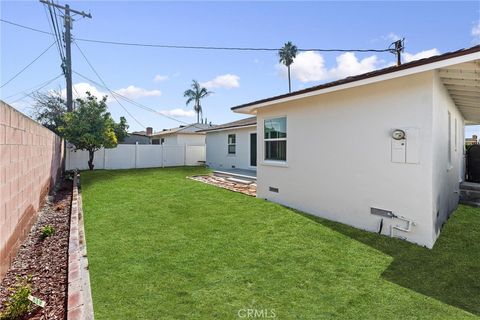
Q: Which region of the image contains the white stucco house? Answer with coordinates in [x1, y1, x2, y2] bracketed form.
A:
[200, 117, 257, 171]
[150, 123, 213, 146]
[229, 45, 479, 248]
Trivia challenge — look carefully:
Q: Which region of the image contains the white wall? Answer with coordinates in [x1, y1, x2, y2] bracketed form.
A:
[431, 71, 465, 243]
[205, 126, 256, 171]
[255, 71, 439, 248]
[177, 134, 206, 146]
[66, 144, 205, 170]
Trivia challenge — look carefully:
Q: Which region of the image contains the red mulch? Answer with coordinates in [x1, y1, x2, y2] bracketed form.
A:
[0, 180, 72, 319]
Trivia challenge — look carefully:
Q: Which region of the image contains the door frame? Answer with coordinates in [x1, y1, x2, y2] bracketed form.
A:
[249, 131, 257, 168]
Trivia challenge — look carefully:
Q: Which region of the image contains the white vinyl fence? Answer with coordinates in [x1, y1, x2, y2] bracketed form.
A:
[66, 144, 206, 170]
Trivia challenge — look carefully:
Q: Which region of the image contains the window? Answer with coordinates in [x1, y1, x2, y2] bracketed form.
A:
[152, 139, 160, 145]
[228, 134, 236, 154]
[161, 138, 165, 145]
[264, 117, 287, 161]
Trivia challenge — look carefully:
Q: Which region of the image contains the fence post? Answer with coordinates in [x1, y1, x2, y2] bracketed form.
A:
[135, 142, 138, 168]
[184, 144, 187, 166]
[103, 148, 106, 169]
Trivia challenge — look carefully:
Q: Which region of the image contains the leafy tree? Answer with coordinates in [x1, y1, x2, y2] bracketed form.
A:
[59, 92, 128, 170]
[279, 41, 298, 93]
[184, 80, 212, 123]
[113, 116, 129, 143]
[30, 91, 66, 135]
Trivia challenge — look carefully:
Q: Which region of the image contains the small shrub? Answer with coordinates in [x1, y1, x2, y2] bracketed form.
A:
[40, 225, 55, 239]
[64, 170, 76, 181]
[0, 276, 33, 320]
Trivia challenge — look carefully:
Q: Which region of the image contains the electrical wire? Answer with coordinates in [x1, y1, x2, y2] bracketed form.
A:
[73, 41, 146, 129]
[0, 19, 396, 53]
[1, 41, 57, 88]
[74, 70, 210, 131]
[3, 73, 63, 100]
[7, 74, 64, 105]
[42, 3, 65, 63]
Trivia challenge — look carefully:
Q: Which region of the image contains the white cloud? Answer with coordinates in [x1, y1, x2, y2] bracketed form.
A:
[329, 52, 379, 79]
[158, 108, 195, 118]
[276, 47, 444, 84]
[153, 74, 168, 82]
[201, 74, 240, 89]
[115, 85, 162, 98]
[62, 82, 106, 100]
[277, 51, 380, 83]
[472, 21, 480, 43]
[403, 48, 440, 62]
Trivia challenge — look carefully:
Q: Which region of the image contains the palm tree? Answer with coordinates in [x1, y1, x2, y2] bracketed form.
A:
[184, 80, 212, 123]
[279, 41, 298, 93]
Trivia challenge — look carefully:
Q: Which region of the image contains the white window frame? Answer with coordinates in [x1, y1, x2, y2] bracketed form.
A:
[227, 134, 236, 155]
[264, 116, 287, 162]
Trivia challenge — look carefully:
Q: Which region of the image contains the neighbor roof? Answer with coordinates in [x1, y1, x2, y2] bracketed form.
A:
[198, 116, 257, 132]
[232, 45, 480, 113]
[150, 123, 213, 137]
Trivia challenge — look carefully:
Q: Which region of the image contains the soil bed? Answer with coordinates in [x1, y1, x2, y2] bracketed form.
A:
[0, 179, 72, 319]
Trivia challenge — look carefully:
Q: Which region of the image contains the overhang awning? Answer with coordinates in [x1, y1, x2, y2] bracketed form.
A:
[439, 60, 480, 124]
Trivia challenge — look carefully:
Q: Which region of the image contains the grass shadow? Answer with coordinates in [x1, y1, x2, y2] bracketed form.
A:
[299, 205, 480, 316]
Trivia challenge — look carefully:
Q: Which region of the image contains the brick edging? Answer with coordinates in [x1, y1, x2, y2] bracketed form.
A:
[67, 173, 94, 320]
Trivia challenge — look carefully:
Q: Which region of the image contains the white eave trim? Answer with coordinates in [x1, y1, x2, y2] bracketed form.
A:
[233, 51, 480, 114]
[203, 124, 257, 133]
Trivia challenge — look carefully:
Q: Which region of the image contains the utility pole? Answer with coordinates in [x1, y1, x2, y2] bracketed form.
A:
[394, 39, 405, 66]
[39, 0, 91, 112]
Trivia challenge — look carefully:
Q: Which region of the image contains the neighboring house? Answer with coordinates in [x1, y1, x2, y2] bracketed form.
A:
[199, 117, 257, 171]
[150, 123, 213, 145]
[231, 45, 479, 248]
[120, 133, 151, 145]
[465, 134, 478, 146]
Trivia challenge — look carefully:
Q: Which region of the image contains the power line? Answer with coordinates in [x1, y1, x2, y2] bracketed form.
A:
[73, 41, 146, 128]
[0, 18, 53, 35]
[1, 41, 57, 88]
[7, 74, 64, 105]
[42, 3, 65, 62]
[74, 70, 211, 131]
[0, 18, 395, 53]
[3, 73, 63, 100]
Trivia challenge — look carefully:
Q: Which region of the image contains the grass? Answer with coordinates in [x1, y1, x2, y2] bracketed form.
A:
[81, 167, 480, 319]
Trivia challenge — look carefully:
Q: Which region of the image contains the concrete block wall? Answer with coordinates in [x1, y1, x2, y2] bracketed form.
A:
[0, 101, 64, 279]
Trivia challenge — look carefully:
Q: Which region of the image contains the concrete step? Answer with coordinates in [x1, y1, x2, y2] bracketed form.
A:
[459, 199, 480, 208]
[460, 182, 480, 192]
[226, 177, 254, 185]
[213, 170, 257, 181]
[460, 189, 480, 201]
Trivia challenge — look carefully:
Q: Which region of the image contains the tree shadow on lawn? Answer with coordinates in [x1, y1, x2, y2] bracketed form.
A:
[299, 205, 480, 316]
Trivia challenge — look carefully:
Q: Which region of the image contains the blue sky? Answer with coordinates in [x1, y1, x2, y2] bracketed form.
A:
[1, 1, 479, 133]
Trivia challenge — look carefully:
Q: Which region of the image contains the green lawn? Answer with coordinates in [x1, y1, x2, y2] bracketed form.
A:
[81, 167, 480, 319]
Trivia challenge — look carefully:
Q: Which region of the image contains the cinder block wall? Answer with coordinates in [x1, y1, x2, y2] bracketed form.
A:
[0, 101, 64, 279]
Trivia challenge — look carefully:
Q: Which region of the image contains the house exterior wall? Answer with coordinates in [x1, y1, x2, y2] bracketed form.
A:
[205, 126, 256, 170]
[155, 133, 205, 146]
[177, 134, 205, 146]
[255, 71, 440, 248]
[0, 101, 63, 278]
[431, 71, 465, 242]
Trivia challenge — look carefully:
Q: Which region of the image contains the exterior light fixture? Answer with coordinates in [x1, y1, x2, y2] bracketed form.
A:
[392, 129, 406, 140]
